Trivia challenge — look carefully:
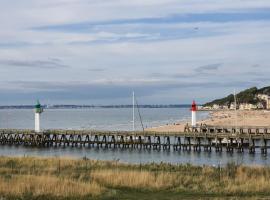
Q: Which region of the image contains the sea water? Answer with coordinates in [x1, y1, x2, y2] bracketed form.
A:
[0, 107, 208, 131]
[0, 108, 269, 166]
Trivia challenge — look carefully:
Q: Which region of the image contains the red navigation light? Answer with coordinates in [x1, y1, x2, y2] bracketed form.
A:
[191, 100, 197, 111]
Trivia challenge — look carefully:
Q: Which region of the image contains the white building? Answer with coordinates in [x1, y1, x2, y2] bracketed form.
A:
[239, 103, 257, 110]
[221, 105, 229, 110]
[257, 94, 270, 109]
[212, 104, 220, 110]
[257, 102, 265, 109]
[230, 103, 236, 110]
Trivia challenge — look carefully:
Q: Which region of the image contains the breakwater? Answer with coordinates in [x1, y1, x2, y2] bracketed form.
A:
[1, 125, 270, 154]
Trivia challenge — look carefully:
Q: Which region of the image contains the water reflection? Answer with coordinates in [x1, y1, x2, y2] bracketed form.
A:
[0, 145, 269, 166]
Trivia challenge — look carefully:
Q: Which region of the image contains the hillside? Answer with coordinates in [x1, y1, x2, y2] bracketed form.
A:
[204, 86, 270, 107]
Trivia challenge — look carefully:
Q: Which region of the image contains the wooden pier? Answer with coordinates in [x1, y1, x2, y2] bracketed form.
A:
[1, 124, 270, 154]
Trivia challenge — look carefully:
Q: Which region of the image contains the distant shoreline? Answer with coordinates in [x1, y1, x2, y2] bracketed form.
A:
[147, 110, 270, 132]
[0, 104, 192, 109]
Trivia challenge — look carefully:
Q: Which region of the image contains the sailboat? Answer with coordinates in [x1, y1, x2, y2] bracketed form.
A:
[132, 91, 144, 132]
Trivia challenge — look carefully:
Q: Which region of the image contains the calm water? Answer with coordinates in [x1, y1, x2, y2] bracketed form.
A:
[0, 108, 208, 131]
[0, 108, 269, 166]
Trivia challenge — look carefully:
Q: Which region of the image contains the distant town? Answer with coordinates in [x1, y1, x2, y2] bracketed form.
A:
[2, 87, 270, 111]
[202, 87, 270, 110]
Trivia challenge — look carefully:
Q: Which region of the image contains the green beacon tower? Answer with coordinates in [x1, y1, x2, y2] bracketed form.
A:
[34, 100, 43, 132]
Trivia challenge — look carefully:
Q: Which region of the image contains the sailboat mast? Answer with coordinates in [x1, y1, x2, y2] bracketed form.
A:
[133, 91, 135, 132]
[135, 95, 145, 132]
[234, 89, 237, 127]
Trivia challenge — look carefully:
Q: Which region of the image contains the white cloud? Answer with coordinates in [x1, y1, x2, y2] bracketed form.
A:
[0, 0, 270, 103]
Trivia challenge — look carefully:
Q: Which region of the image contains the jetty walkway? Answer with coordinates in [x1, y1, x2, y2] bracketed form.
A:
[1, 125, 270, 154]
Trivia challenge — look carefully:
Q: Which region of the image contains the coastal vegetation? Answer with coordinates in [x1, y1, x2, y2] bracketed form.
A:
[0, 156, 270, 199]
[204, 86, 270, 107]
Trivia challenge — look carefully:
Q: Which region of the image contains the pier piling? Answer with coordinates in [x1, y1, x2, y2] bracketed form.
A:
[1, 125, 270, 154]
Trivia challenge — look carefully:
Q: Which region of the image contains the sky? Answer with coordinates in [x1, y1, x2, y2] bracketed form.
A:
[0, 0, 270, 105]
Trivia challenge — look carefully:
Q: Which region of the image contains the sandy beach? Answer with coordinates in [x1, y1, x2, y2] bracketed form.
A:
[147, 110, 270, 132]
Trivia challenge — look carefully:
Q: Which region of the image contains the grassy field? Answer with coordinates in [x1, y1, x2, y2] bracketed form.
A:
[0, 156, 269, 199]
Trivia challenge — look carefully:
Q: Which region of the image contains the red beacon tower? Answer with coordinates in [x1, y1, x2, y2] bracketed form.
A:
[191, 100, 197, 127]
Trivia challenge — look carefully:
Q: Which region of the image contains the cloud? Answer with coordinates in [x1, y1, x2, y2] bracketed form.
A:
[87, 68, 106, 72]
[148, 63, 223, 79]
[196, 63, 223, 73]
[32, 9, 270, 32]
[0, 79, 256, 98]
[0, 58, 68, 69]
[251, 64, 260, 68]
[0, 1, 270, 104]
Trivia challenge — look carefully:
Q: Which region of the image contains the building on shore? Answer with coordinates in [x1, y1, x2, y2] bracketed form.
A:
[229, 103, 237, 110]
[202, 93, 270, 111]
[239, 103, 259, 110]
[203, 102, 263, 111]
[212, 104, 220, 110]
[257, 94, 270, 109]
[221, 105, 229, 110]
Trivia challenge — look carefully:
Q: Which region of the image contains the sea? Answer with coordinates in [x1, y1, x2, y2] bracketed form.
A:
[0, 108, 269, 166]
[0, 107, 208, 131]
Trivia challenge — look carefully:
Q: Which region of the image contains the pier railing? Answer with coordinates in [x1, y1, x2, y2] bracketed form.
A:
[1, 125, 270, 154]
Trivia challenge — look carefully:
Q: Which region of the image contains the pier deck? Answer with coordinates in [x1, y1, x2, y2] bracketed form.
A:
[1, 125, 270, 154]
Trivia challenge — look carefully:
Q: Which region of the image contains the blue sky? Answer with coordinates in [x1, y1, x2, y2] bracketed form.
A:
[0, 0, 270, 105]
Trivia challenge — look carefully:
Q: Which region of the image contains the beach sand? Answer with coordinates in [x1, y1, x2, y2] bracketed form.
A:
[147, 110, 270, 132]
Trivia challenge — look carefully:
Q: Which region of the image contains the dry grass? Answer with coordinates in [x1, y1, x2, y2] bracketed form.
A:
[0, 156, 270, 199]
[0, 175, 103, 197]
[91, 170, 175, 189]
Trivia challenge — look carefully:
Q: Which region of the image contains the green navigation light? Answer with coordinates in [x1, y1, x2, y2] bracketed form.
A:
[35, 100, 43, 113]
